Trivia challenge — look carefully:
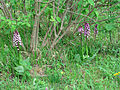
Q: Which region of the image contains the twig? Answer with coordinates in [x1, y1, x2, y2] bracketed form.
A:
[56, 0, 60, 16]
[42, 23, 53, 47]
[50, 24, 72, 49]
[22, 0, 27, 15]
[30, 0, 38, 52]
[53, 1, 57, 37]
[58, 9, 68, 36]
[1, 1, 9, 19]
[37, 0, 51, 16]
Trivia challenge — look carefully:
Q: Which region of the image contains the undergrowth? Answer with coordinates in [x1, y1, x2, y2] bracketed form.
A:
[0, 33, 120, 90]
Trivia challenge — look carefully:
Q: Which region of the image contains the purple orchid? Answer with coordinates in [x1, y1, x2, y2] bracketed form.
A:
[78, 26, 84, 35]
[13, 30, 22, 51]
[45, 87, 48, 90]
[84, 23, 90, 38]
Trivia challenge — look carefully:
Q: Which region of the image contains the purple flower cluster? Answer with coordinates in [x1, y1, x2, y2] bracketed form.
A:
[78, 23, 98, 40]
[78, 26, 84, 35]
[13, 30, 22, 51]
[84, 23, 90, 38]
[94, 24, 98, 35]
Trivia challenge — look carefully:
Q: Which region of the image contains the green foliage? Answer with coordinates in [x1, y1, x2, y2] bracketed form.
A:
[0, 0, 120, 89]
[105, 23, 114, 31]
[15, 56, 32, 78]
[15, 66, 24, 73]
[88, 0, 95, 6]
[0, 15, 31, 34]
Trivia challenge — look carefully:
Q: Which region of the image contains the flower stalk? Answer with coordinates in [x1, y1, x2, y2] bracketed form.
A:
[94, 24, 98, 40]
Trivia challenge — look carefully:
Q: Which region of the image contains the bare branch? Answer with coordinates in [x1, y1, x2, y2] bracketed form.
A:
[30, 0, 38, 52]
[22, 0, 27, 15]
[37, 0, 52, 16]
[2, 0, 13, 20]
[53, 1, 57, 37]
[0, 5, 7, 17]
[42, 23, 53, 47]
[59, 0, 67, 10]
[50, 24, 72, 49]
[1, 0, 9, 19]
[58, 10, 68, 36]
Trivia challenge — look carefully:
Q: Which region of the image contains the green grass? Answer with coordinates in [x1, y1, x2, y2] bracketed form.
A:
[0, 47, 120, 89]
[0, 0, 120, 89]
[0, 30, 120, 90]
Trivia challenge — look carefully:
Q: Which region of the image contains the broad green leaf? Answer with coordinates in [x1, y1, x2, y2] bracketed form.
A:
[110, 7, 115, 12]
[83, 1, 88, 7]
[105, 24, 114, 31]
[50, 16, 55, 22]
[26, 23, 31, 27]
[88, 0, 95, 6]
[26, 71, 31, 77]
[56, 17, 61, 22]
[83, 55, 89, 59]
[19, 57, 32, 70]
[64, 86, 68, 90]
[8, 20, 12, 26]
[17, 22, 22, 26]
[85, 9, 89, 13]
[54, 21, 57, 26]
[74, 54, 81, 62]
[101, 0, 105, 3]
[5, 29, 11, 34]
[12, 20, 16, 24]
[21, 22, 26, 25]
[89, 49, 100, 61]
[95, 11, 99, 19]
[0, 21, 5, 28]
[15, 66, 24, 73]
[10, 0, 15, 4]
[78, 0, 83, 8]
[118, 18, 120, 21]
[11, 25, 16, 32]
[59, 9, 64, 13]
[17, 17, 21, 21]
[1, 16, 6, 20]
